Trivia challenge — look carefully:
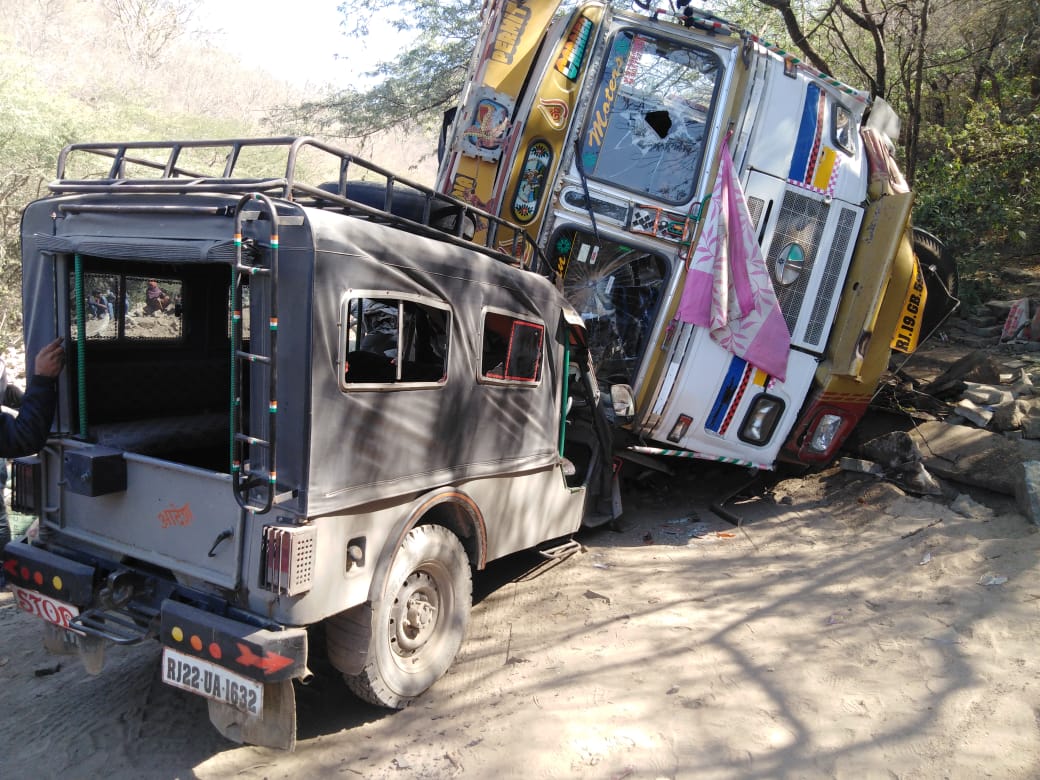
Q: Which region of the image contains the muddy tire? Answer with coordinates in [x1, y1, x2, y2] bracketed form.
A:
[914, 228, 959, 339]
[345, 525, 471, 708]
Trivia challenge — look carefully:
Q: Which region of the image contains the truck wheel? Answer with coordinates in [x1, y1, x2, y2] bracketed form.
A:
[914, 228, 959, 338]
[346, 524, 472, 708]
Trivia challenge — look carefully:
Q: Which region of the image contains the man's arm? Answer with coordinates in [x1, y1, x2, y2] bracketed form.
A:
[0, 338, 64, 458]
[2, 383, 25, 408]
[0, 376, 58, 458]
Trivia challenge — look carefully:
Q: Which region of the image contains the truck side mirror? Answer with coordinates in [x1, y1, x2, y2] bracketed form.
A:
[610, 384, 635, 422]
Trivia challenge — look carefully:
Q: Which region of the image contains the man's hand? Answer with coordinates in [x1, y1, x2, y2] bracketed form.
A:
[34, 338, 65, 378]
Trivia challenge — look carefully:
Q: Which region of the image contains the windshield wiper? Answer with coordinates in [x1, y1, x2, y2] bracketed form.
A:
[573, 139, 601, 243]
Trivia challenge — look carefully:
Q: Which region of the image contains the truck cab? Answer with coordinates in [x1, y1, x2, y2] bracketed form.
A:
[437, 1, 938, 471]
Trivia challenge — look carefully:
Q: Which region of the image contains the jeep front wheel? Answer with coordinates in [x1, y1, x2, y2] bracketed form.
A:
[346, 525, 472, 708]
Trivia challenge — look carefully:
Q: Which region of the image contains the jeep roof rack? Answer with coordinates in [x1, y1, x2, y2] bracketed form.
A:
[51, 136, 555, 279]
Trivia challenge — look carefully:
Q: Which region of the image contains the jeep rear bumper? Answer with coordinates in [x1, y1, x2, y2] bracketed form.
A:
[2, 540, 307, 686]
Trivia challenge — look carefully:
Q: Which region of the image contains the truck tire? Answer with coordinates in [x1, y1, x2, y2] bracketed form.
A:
[914, 228, 959, 339]
[345, 524, 472, 708]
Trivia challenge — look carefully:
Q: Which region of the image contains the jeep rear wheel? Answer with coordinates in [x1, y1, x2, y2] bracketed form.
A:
[345, 525, 472, 708]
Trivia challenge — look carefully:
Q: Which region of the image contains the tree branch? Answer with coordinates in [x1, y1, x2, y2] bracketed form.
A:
[757, 0, 835, 75]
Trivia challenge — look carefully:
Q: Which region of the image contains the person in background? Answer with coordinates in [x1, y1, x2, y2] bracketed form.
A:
[0, 338, 65, 548]
[145, 279, 171, 315]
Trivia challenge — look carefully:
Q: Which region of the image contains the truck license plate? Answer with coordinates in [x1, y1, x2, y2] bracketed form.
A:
[162, 646, 263, 716]
[9, 584, 80, 630]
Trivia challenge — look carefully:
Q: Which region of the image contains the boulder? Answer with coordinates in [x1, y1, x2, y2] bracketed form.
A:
[909, 420, 1040, 495]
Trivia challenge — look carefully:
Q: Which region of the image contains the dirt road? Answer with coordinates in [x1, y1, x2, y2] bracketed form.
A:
[2, 461, 1039, 779]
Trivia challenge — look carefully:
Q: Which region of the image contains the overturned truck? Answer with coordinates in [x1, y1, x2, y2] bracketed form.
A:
[3, 138, 619, 748]
[437, 0, 958, 471]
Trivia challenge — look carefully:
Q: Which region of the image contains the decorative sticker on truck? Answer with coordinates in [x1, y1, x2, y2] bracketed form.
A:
[621, 32, 646, 86]
[448, 172, 492, 212]
[582, 33, 631, 171]
[490, 0, 533, 65]
[630, 205, 695, 248]
[537, 98, 569, 130]
[511, 140, 553, 223]
[462, 91, 514, 159]
[705, 356, 769, 435]
[811, 146, 842, 194]
[158, 503, 193, 528]
[788, 83, 843, 196]
[790, 83, 824, 183]
[555, 12, 594, 80]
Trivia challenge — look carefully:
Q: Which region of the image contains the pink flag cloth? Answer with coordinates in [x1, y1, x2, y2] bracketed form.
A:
[676, 140, 791, 380]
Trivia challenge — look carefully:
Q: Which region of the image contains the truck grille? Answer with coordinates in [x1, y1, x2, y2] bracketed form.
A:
[803, 207, 857, 347]
[768, 191, 827, 333]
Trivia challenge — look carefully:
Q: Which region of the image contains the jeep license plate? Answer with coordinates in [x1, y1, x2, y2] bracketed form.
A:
[162, 646, 263, 715]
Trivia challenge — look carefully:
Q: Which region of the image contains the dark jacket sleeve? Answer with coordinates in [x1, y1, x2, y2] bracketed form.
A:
[0, 374, 57, 458]
[2, 383, 24, 407]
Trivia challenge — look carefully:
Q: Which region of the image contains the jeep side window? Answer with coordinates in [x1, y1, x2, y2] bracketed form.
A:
[480, 311, 544, 383]
[341, 295, 450, 386]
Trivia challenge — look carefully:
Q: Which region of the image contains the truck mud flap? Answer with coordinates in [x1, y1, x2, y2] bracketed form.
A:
[208, 678, 297, 751]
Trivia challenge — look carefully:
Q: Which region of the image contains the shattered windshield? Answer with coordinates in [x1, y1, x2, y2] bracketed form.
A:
[580, 30, 720, 204]
[555, 229, 669, 385]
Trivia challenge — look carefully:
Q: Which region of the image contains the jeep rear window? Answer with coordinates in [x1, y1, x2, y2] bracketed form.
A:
[341, 295, 450, 387]
[70, 272, 184, 342]
[579, 30, 720, 204]
[480, 311, 544, 384]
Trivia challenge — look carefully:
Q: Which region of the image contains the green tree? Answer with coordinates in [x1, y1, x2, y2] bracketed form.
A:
[308, 0, 622, 141]
[0, 53, 85, 347]
[284, 0, 481, 141]
[715, 0, 1040, 252]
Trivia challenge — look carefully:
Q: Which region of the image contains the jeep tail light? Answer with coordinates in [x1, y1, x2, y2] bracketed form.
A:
[10, 456, 42, 515]
[261, 525, 316, 596]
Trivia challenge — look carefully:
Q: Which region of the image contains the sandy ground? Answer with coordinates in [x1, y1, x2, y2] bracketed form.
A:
[1, 458, 1038, 779]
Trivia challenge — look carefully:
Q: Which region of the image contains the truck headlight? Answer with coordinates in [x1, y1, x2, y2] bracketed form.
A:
[807, 413, 845, 453]
[738, 395, 784, 445]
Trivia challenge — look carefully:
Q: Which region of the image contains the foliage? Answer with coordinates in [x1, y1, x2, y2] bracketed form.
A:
[913, 98, 1040, 254]
[100, 0, 201, 67]
[714, 0, 1040, 276]
[900, 0, 1039, 260]
[292, 33, 473, 140]
[0, 55, 83, 349]
[317, 0, 634, 139]
[0, 0, 305, 351]
[301, 0, 479, 139]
